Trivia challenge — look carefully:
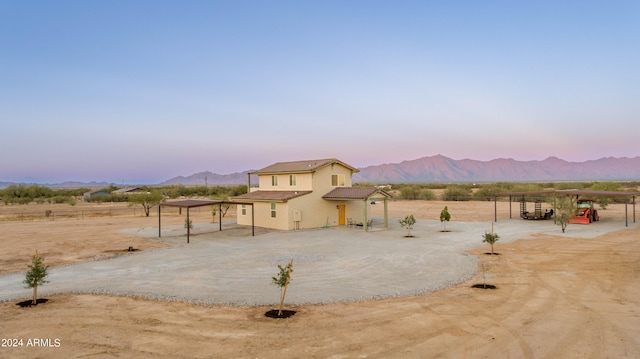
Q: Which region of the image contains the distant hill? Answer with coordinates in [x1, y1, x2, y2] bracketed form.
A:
[0, 181, 111, 189]
[157, 171, 254, 186]
[352, 155, 640, 183]
[159, 155, 640, 185]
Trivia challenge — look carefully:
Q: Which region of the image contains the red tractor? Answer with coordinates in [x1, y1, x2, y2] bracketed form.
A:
[568, 199, 600, 224]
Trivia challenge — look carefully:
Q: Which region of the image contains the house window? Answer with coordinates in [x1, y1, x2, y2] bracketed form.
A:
[241, 204, 246, 216]
[272, 175, 278, 186]
[289, 174, 296, 186]
[331, 174, 345, 186]
[270, 203, 277, 218]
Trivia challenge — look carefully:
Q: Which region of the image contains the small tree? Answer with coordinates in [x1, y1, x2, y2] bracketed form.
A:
[399, 214, 416, 237]
[128, 191, 164, 217]
[554, 194, 577, 233]
[272, 259, 294, 316]
[482, 231, 500, 255]
[23, 250, 49, 305]
[211, 206, 217, 222]
[184, 218, 193, 230]
[591, 182, 620, 210]
[440, 206, 451, 231]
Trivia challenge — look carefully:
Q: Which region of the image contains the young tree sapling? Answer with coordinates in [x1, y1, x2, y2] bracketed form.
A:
[482, 230, 500, 255]
[23, 249, 49, 305]
[440, 206, 451, 231]
[272, 258, 294, 316]
[399, 214, 416, 237]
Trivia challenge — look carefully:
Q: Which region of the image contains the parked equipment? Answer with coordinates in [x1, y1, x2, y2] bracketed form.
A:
[520, 199, 554, 220]
[568, 199, 600, 224]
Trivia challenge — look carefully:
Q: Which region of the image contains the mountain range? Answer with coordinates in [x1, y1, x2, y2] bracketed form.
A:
[2, 155, 639, 189]
[353, 155, 640, 183]
[158, 155, 640, 186]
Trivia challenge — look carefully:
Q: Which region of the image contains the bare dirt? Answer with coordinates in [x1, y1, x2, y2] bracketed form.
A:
[1, 200, 639, 358]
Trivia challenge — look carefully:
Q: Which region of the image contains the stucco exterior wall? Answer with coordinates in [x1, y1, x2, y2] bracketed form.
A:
[236, 201, 290, 230]
[257, 173, 313, 191]
[237, 162, 366, 230]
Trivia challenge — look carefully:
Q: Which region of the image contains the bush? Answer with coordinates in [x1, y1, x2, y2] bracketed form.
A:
[473, 184, 502, 201]
[441, 185, 472, 201]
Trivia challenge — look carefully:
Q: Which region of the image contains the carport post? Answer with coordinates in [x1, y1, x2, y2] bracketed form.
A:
[187, 208, 190, 243]
[158, 205, 161, 238]
[625, 202, 628, 227]
[218, 203, 222, 232]
[252, 204, 255, 236]
[384, 198, 388, 229]
[363, 199, 368, 231]
[494, 196, 497, 222]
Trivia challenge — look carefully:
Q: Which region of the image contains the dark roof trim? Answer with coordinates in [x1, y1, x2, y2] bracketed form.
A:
[160, 200, 254, 208]
[232, 190, 312, 202]
[497, 189, 640, 198]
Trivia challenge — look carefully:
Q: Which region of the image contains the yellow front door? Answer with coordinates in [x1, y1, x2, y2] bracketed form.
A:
[338, 205, 346, 225]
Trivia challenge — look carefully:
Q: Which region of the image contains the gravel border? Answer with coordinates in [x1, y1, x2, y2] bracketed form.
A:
[0, 218, 633, 305]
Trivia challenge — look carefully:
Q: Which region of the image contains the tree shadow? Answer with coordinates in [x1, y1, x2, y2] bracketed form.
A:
[471, 284, 497, 289]
[264, 310, 297, 319]
[16, 298, 49, 307]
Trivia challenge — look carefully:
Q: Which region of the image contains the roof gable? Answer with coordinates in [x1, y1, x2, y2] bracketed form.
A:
[322, 187, 391, 200]
[252, 158, 359, 175]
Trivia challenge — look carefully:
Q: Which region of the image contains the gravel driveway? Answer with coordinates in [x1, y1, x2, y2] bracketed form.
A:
[0, 217, 631, 305]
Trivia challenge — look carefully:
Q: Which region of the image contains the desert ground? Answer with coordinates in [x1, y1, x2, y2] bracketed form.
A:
[0, 200, 639, 358]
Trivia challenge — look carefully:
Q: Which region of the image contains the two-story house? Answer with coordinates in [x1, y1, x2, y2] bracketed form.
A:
[232, 158, 390, 231]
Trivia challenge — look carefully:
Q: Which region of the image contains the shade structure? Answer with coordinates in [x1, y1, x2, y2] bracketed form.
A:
[159, 200, 254, 243]
[493, 190, 639, 227]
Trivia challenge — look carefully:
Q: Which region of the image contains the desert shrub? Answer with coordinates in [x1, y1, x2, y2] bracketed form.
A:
[473, 184, 502, 201]
[441, 185, 472, 201]
[85, 194, 112, 203]
[419, 188, 436, 200]
[50, 195, 71, 204]
[399, 185, 421, 200]
[590, 182, 622, 209]
[553, 182, 589, 190]
[396, 185, 436, 200]
[163, 185, 187, 198]
[509, 183, 545, 192]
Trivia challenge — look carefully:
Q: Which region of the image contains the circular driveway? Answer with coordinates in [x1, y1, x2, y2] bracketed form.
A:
[0, 218, 631, 305]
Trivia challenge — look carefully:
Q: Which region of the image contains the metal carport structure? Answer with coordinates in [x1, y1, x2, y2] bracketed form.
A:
[159, 200, 255, 243]
[493, 190, 639, 227]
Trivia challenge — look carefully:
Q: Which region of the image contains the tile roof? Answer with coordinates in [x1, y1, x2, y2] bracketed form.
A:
[322, 187, 390, 200]
[252, 158, 359, 174]
[232, 190, 312, 202]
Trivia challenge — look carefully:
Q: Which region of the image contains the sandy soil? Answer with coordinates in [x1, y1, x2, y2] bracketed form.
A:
[1, 200, 639, 358]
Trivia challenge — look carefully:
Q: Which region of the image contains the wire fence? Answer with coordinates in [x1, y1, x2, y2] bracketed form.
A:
[0, 206, 222, 223]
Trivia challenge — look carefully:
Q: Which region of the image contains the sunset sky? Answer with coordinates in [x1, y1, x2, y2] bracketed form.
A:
[2, 1, 638, 184]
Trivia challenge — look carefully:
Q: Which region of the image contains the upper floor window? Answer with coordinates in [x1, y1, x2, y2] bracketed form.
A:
[271, 175, 278, 186]
[289, 174, 296, 186]
[331, 174, 345, 186]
